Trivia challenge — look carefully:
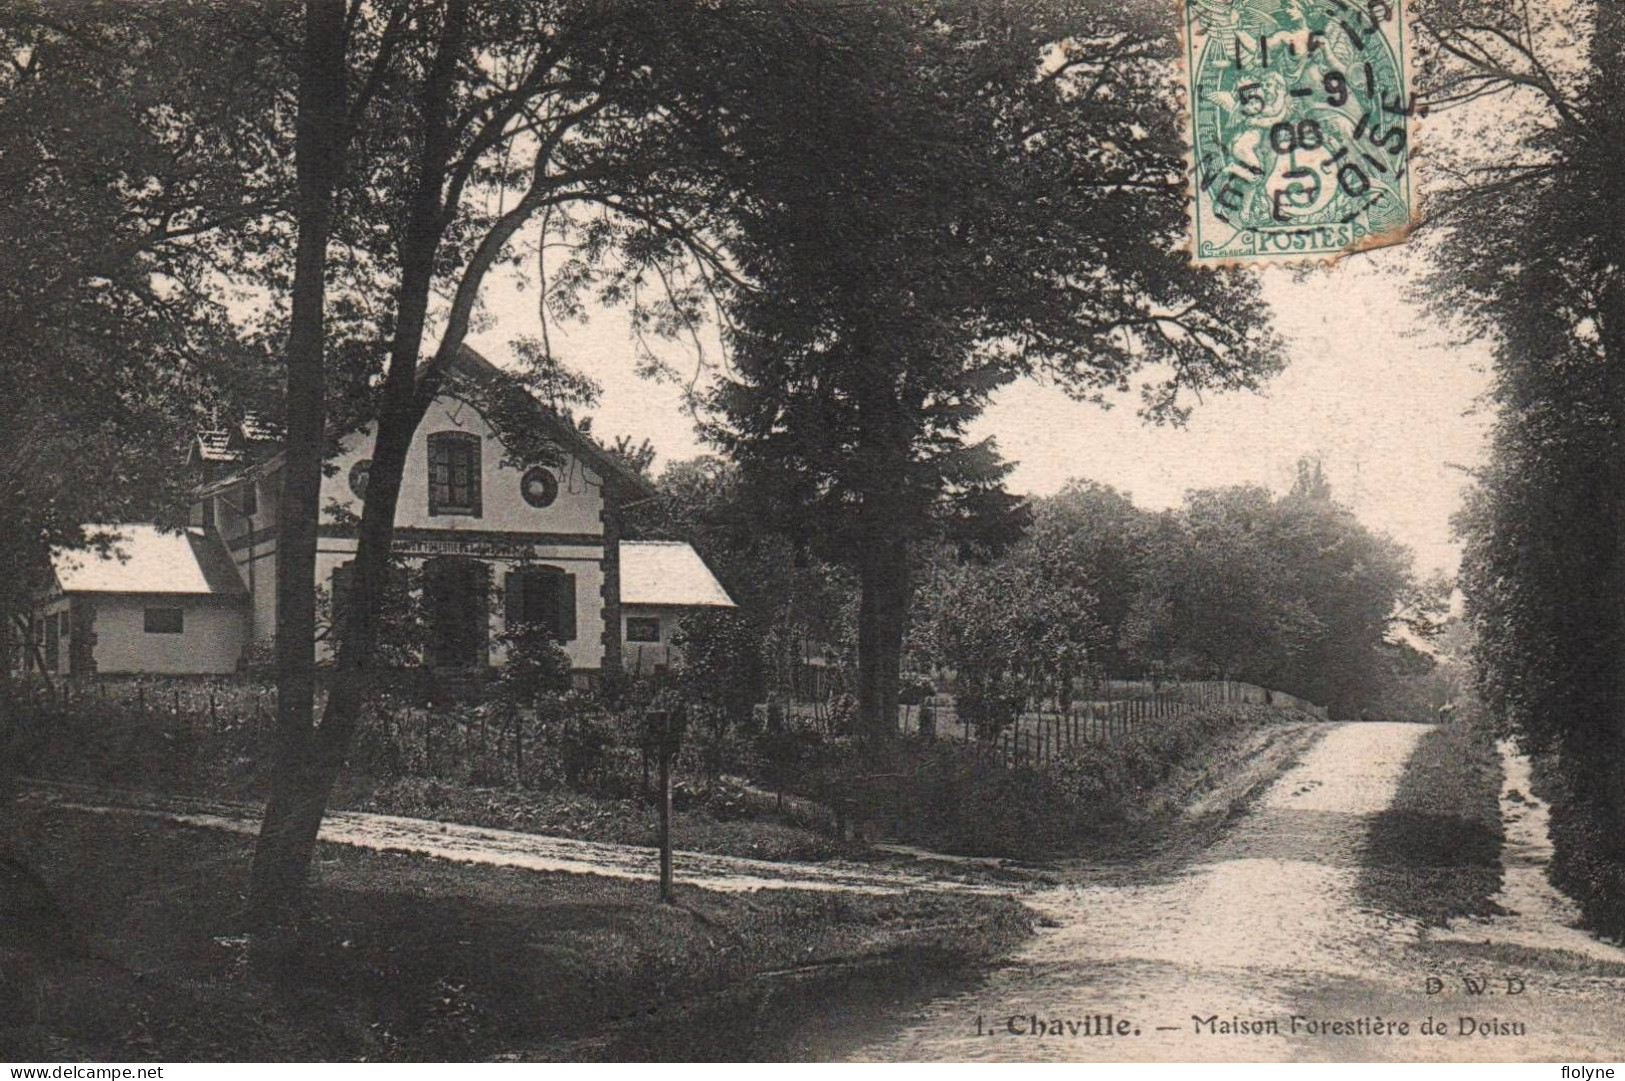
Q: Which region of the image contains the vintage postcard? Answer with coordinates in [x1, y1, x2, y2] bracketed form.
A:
[0, 0, 1618, 1070]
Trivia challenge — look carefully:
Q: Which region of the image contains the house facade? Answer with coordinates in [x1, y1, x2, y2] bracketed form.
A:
[30, 525, 249, 678]
[23, 346, 735, 682]
[619, 540, 739, 675]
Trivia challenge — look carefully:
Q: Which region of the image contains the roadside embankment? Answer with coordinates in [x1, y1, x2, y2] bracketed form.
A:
[2, 799, 1030, 1061]
[805, 705, 1327, 862]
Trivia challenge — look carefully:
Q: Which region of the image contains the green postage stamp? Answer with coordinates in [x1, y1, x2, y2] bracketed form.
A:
[1184, 0, 1415, 264]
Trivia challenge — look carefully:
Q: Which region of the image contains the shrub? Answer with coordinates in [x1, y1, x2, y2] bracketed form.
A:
[493, 623, 574, 707]
[553, 694, 612, 789]
[1533, 751, 1625, 939]
[672, 609, 760, 731]
[785, 704, 1287, 858]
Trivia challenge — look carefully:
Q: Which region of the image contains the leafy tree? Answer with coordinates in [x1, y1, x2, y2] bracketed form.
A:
[1023, 481, 1156, 677]
[1123, 487, 1320, 685]
[671, 608, 759, 779]
[629, 454, 857, 707]
[1094, 466, 1437, 716]
[1268, 472, 1442, 715]
[0, 3, 282, 679]
[249, 0, 919, 919]
[607, 434, 657, 479]
[935, 554, 1101, 738]
[1414, 0, 1625, 930]
[708, 1, 1283, 741]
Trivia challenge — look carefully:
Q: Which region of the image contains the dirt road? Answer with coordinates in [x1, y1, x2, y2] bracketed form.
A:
[24, 720, 1625, 1062]
[853, 722, 1625, 1062]
[17, 777, 1003, 897]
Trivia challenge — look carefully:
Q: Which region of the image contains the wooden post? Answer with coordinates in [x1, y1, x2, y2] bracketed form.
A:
[210, 691, 218, 733]
[659, 747, 674, 903]
[513, 709, 524, 786]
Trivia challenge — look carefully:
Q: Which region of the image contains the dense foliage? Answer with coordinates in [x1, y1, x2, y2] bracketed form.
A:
[1417, 0, 1625, 934]
[797, 703, 1309, 859]
[0, 3, 283, 669]
[926, 461, 1443, 720]
[704, 1, 1283, 739]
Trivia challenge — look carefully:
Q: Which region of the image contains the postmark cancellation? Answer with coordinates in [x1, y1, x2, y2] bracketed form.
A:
[1183, 0, 1416, 265]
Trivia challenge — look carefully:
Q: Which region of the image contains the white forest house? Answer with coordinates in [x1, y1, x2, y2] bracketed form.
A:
[20, 347, 735, 683]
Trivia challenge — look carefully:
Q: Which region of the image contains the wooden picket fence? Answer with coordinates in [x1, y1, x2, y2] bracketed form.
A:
[897, 679, 1327, 769]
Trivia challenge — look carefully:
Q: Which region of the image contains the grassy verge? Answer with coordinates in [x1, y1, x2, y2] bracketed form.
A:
[334, 776, 856, 863]
[3, 805, 1029, 1061]
[6, 691, 852, 864]
[1358, 717, 1505, 925]
[819, 705, 1321, 861]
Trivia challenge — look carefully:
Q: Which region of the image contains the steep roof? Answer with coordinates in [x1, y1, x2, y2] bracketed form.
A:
[445, 345, 655, 499]
[52, 525, 247, 597]
[238, 411, 282, 443]
[620, 541, 736, 609]
[192, 430, 240, 464]
[193, 344, 655, 501]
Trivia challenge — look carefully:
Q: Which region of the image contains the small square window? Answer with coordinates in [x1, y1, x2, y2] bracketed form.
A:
[144, 607, 184, 634]
[626, 616, 661, 643]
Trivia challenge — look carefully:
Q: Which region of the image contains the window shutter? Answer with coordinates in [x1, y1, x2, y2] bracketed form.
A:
[473, 562, 491, 667]
[558, 573, 577, 642]
[504, 571, 522, 631]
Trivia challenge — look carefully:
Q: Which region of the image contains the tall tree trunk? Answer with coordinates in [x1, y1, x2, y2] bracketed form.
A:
[245, 0, 470, 922]
[248, 0, 348, 929]
[854, 496, 910, 743]
[245, 398, 426, 920]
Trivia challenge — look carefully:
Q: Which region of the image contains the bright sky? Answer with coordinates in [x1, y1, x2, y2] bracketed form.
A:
[469, 242, 1493, 580]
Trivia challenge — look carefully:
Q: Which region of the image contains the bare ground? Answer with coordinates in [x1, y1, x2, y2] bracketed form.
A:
[850, 722, 1625, 1062]
[15, 777, 1007, 897]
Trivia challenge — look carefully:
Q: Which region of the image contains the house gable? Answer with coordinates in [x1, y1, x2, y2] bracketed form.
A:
[321, 394, 608, 538]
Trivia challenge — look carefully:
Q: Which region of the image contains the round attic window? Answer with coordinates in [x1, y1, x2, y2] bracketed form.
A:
[520, 466, 558, 508]
[349, 459, 371, 500]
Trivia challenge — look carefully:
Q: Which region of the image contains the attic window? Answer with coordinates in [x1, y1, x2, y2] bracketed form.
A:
[427, 432, 481, 517]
